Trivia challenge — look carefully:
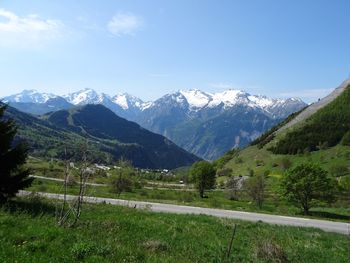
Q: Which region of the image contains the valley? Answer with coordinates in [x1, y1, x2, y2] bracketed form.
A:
[1, 2, 350, 262]
[2, 79, 350, 262]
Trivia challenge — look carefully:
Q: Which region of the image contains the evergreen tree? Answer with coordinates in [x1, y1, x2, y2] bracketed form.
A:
[0, 104, 33, 203]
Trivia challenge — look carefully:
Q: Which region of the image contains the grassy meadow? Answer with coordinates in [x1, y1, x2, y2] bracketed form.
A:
[1, 196, 349, 263]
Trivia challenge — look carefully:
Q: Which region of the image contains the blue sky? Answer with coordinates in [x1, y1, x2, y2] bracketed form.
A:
[0, 0, 349, 102]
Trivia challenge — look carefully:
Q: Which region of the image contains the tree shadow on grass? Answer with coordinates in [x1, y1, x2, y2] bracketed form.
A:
[1, 194, 56, 217]
[307, 211, 350, 221]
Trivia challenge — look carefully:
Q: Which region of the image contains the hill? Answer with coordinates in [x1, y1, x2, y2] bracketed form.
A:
[4, 104, 199, 169]
[220, 79, 350, 178]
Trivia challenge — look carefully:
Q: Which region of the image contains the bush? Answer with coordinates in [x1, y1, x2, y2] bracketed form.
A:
[110, 176, 133, 196]
[329, 164, 349, 177]
[280, 158, 292, 171]
[225, 176, 242, 201]
[244, 174, 265, 208]
[71, 242, 95, 261]
[255, 238, 288, 263]
[216, 168, 233, 177]
[340, 131, 350, 146]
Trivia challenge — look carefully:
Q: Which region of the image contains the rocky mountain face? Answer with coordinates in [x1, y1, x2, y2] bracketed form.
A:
[2, 88, 307, 159]
[133, 90, 306, 159]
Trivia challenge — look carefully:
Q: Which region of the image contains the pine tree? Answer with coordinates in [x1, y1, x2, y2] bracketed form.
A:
[0, 104, 33, 203]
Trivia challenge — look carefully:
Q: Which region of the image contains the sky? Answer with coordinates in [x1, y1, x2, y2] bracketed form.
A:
[0, 0, 350, 103]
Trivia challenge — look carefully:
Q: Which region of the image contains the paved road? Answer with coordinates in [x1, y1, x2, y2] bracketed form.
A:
[19, 191, 350, 235]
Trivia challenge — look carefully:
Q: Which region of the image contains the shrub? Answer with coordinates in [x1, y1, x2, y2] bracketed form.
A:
[216, 168, 233, 177]
[244, 174, 265, 208]
[340, 131, 350, 146]
[280, 158, 292, 171]
[255, 238, 288, 263]
[329, 164, 349, 177]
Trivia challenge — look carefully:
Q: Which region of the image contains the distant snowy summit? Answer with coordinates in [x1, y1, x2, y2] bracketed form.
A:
[167, 89, 304, 114]
[2, 87, 306, 119]
[3, 89, 57, 104]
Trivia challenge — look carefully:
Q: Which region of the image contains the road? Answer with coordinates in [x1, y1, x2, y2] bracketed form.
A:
[19, 190, 350, 235]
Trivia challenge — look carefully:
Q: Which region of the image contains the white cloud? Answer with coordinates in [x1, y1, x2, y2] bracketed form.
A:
[107, 12, 143, 36]
[0, 8, 64, 48]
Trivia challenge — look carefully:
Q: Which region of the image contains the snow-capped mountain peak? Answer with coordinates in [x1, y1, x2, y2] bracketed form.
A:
[63, 88, 100, 105]
[112, 93, 130, 110]
[209, 89, 247, 108]
[179, 89, 212, 109]
[2, 89, 57, 103]
[112, 93, 145, 110]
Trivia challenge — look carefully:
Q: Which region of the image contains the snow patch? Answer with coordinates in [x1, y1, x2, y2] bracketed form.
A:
[113, 94, 129, 110]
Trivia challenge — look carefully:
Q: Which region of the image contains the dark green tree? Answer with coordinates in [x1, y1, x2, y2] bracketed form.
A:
[190, 161, 216, 198]
[281, 163, 337, 215]
[0, 104, 33, 203]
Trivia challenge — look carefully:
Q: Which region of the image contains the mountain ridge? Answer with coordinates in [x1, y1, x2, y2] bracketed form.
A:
[2, 88, 307, 159]
[3, 87, 305, 117]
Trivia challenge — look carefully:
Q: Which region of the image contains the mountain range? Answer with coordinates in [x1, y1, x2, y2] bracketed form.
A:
[2, 88, 307, 159]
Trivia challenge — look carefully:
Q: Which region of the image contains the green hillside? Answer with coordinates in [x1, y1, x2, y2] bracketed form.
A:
[270, 85, 350, 154]
[4, 104, 199, 169]
[220, 84, 350, 193]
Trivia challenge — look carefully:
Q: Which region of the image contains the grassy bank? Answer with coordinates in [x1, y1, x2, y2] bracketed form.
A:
[1, 196, 349, 262]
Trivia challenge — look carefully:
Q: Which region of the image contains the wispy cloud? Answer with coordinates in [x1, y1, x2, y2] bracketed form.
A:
[0, 8, 64, 48]
[107, 12, 143, 36]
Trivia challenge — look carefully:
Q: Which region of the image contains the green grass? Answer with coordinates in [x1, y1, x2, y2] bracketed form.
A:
[1, 196, 349, 262]
[225, 145, 350, 177]
[29, 178, 350, 222]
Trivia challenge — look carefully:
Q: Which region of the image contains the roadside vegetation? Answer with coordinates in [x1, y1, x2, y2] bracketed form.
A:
[26, 155, 350, 222]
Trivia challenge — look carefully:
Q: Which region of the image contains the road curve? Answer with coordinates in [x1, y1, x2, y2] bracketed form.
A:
[18, 191, 350, 235]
